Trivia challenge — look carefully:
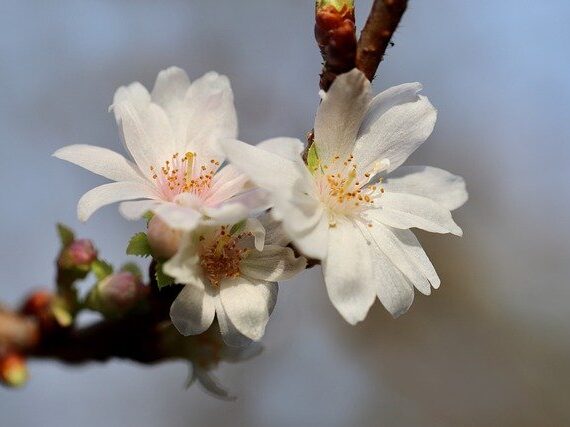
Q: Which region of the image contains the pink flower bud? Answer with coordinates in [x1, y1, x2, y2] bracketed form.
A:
[96, 272, 147, 313]
[147, 217, 181, 259]
[58, 239, 97, 269]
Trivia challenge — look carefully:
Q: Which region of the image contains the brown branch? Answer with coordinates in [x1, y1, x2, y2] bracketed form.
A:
[0, 310, 39, 354]
[0, 263, 186, 367]
[356, 0, 408, 82]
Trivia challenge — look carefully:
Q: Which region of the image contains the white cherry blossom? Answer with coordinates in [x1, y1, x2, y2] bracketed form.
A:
[54, 67, 265, 230]
[221, 69, 467, 324]
[164, 216, 306, 346]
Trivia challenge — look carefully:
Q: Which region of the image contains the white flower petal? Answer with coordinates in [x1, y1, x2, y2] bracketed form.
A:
[119, 200, 160, 220]
[184, 72, 237, 162]
[214, 298, 254, 347]
[389, 227, 441, 291]
[257, 137, 305, 161]
[151, 66, 191, 111]
[194, 368, 236, 401]
[372, 192, 463, 236]
[202, 203, 250, 225]
[361, 222, 432, 295]
[273, 196, 329, 260]
[170, 282, 216, 336]
[241, 245, 306, 282]
[371, 247, 415, 318]
[163, 232, 201, 284]
[153, 203, 202, 231]
[205, 165, 250, 205]
[243, 218, 266, 251]
[384, 166, 468, 211]
[354, 83, 437, 173]
[322, 220, 376, 325]
[112, 82, 151, 117]
[113, 100, 176, 176]
[220, 138, 309, 195]
[258, 213, 290, 247]
[53, 145, 143, 183]
[77, 181, 157, 222]
[314, 69, 371, 163]
[219, 277, 277, 341]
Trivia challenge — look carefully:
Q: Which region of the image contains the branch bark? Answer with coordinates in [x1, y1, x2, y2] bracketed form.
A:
[356, 0, 408, 82]
[315, 3, 357, 91]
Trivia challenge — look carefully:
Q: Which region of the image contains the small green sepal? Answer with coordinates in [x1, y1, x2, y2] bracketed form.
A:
[91, 259, 114, 281]
[307, 143, 321, 174]
[126, 232, 152, 258]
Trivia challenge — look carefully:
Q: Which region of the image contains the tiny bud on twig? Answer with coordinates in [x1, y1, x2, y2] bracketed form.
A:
[0, 353, 28, 388]
[315, 0, 357, 91]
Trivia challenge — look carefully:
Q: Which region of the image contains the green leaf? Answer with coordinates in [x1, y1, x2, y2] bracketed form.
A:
[230, 220, 247, 235]
[155, 262, 175, 289]
[306, 143, 320, 174]
[120, 262, 142, 278]
[91, 259, 113, 281]
[127, 232, 152, 258]
[57, 223, 75, 247]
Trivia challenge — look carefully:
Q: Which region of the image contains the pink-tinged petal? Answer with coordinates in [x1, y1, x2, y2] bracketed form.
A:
[354, 83, 437, 173]
[241, 245, 306, 282]
[384, 166, 468, 211]
[77, 181, 158, 222]
[314, 69, 371, 164]
[153, 203, 202, 231]
[371, 192, 463, 236]
[206, 165, 250, 204]
[170, 282, 216, 336]
[119, 200, 160, 220]
[322, 219, 376, 325]
[219, 277, 277, 342]
[53, 144, 143, 183]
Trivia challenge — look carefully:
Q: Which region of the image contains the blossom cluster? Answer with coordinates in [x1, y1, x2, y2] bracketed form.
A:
[54, 67, 466, 345]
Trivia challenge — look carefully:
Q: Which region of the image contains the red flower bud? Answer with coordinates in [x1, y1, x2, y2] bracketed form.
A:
[0, 353, 28, 388]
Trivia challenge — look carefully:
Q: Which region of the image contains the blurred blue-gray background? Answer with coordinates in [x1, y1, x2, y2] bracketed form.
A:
[1, 1, 569, 426]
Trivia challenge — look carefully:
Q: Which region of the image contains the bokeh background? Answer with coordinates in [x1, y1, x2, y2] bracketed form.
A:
[1, 1, 569, 426]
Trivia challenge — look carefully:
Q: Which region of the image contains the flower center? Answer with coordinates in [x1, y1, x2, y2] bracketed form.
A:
[150, 152, 220, 201]
[313, 154, 389, 226]
[199, 226, 251, 287]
